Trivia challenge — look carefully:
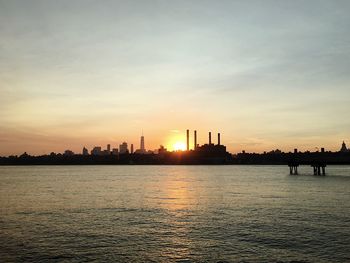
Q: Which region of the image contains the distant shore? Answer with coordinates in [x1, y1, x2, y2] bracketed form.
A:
[1, 151, 350, 165]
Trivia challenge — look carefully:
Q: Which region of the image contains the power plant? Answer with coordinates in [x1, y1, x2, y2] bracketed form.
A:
[181, 129, 229, 164]
[185, 130, 223, 148]
[184, 129, 226, 153]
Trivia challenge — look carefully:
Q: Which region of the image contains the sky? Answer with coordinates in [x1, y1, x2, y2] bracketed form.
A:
[1, 0, 350, 156]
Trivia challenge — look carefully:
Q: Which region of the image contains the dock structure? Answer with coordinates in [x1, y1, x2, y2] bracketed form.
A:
[288, 161, 327, 176]
[311, 163, 326, 175]
[288, 162, 299, 175]
[288, 150, 300, 175]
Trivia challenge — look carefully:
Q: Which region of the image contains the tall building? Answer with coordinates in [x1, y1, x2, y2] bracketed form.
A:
[107, 144, 111, 153]
[135, 134, 147, 154]
[140, 135, 145, 152]
[131, 144, 134, 154]
[119, 142, 128, 154]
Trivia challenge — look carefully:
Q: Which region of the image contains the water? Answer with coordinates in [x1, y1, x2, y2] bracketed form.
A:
[0, 165, 349, 262]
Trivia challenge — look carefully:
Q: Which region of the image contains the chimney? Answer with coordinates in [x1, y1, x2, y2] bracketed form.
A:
[209, 132, 212, 145]
[194, 130, 197, 150]
[186, 129, 189, 151]
[218, 133, 221, 145]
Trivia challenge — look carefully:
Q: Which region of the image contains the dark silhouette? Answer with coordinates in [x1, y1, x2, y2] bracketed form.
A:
[1, 133, 350, 166]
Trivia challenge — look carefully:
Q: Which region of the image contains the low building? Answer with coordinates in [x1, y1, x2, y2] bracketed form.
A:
[82, 147, 89, 156]
[64, 150, 74, 156]
[119, 142, 128, 154]
[91, 146, 102, 156]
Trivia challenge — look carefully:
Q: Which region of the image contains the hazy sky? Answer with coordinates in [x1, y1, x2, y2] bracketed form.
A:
[1, 0, 350, 155]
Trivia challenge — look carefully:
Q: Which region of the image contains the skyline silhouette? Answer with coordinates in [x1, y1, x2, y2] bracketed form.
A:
[1, 128, 349, 157]
[1, 129, 350, 166]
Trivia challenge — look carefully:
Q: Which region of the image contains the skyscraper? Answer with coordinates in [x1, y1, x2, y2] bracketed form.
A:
[140, 135, 145, 152]
[135, 134, 147, 154]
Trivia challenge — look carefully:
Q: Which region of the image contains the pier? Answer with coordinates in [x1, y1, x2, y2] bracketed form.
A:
[288, 147, 328, 175]
[311, 163, 326, 175]
[288, 162, 327, 175]
[288, 163, 299, 175]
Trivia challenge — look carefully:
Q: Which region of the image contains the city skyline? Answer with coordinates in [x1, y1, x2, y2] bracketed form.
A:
[2, 129, 349, 157]
[1, 127, 349, 156]
[1, 1, 350, 156]
[2, 129, 349, 166]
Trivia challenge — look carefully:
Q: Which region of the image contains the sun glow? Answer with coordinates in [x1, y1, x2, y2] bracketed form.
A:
[165, 131, 187, 151]
[173, 141, 186, 151]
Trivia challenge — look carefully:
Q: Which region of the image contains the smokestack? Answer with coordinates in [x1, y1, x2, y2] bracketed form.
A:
[186, 129, 189, 151]
[194, 130, 197, 150]
[209, 132, 212, 145]
[218, 133, 221, 145]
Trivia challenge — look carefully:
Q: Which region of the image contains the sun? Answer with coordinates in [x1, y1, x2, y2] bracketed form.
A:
[173, 141, 186, 151]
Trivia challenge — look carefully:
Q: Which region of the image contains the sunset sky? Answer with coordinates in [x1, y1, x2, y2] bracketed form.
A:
[1, 0, 350, 155]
